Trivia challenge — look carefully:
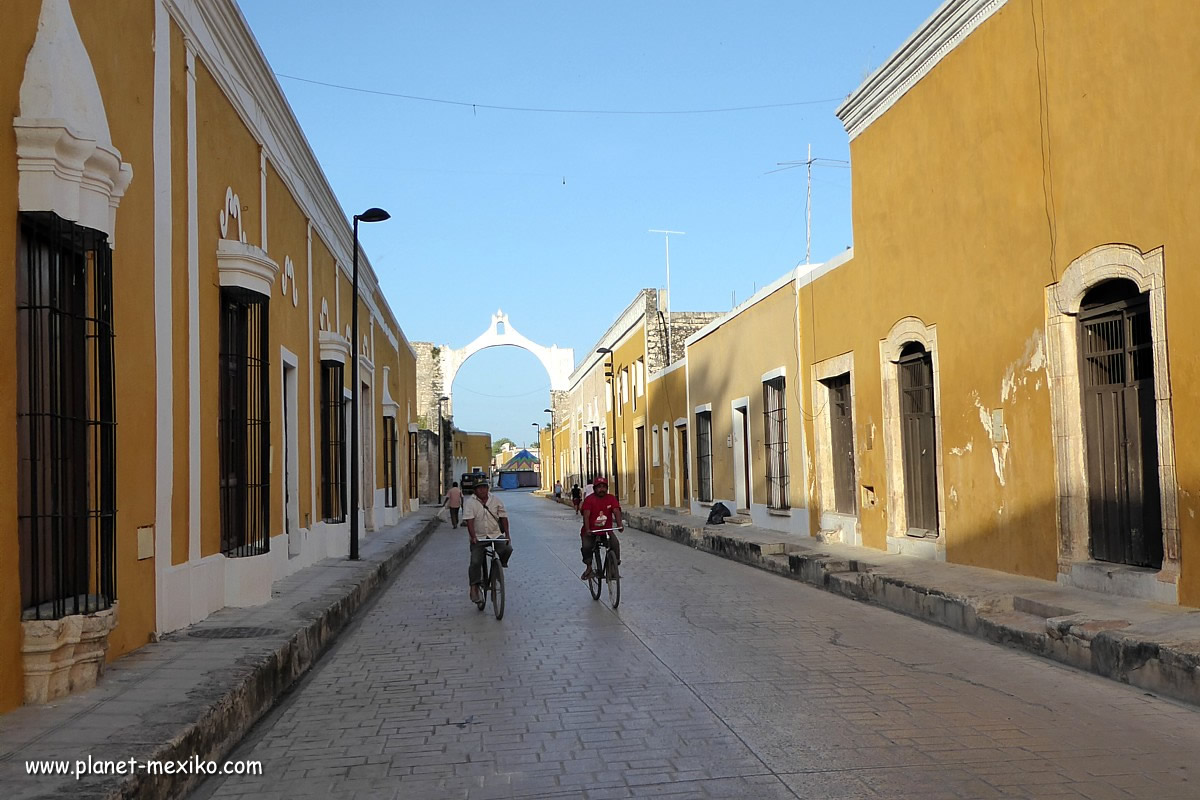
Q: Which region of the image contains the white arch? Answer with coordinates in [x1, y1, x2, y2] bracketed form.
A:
[440, 310, 574, 411]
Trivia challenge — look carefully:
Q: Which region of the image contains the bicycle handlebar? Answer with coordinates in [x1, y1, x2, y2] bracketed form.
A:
[589, 527, 622, 534]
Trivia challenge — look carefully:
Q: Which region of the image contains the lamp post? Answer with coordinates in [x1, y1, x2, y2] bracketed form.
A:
[437, 395, 449, 502]
[544, 407, 556, 490]
[350, 207, 389, 561]
[595, 348, 618, 497]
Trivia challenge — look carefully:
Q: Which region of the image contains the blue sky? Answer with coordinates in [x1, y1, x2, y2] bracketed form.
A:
[239, 1, 936, 445]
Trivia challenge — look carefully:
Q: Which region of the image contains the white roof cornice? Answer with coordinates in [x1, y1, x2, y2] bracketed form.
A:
[836, 0, 1007, 141]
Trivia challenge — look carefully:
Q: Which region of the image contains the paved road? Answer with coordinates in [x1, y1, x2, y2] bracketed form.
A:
[194, 491, 1200, 800]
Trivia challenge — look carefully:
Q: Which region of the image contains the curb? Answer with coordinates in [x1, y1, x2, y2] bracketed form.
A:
[613, 506, 1200, 708]
[118, 514, 441, 800]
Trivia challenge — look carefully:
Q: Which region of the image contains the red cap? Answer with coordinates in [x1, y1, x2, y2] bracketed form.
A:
[593, 477, 608, 487]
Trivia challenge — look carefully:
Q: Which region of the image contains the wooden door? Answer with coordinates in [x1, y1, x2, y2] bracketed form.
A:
[679, 426, 690, 503]
[899, 346, 938, 535]
[826, 374, 856, 515]
[636, 426, 648, 507]
[1080, 286, 1162, 568]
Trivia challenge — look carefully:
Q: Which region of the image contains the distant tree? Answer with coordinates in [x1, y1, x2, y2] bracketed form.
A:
[491, 437, 515, 456]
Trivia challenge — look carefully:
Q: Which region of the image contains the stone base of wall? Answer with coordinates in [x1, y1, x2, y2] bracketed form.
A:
[21, 603, 119, 704]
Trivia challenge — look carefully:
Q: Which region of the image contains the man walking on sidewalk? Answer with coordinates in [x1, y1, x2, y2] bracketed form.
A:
[443, 481, 463, 528]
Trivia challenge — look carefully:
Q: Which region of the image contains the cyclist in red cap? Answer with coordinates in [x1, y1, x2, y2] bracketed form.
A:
[579, 476, 622, 580]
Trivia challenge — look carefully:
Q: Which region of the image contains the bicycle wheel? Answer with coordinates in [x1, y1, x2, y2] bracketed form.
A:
[587, 549, 603, 601]
[491, 557, 505, 620]
[605, 550, 621, 609]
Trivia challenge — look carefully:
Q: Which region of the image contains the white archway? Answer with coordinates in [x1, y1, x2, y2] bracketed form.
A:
[440, 310, 574, 414]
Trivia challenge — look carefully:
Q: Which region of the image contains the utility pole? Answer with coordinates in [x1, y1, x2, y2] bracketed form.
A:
[649, 230, 684, 365]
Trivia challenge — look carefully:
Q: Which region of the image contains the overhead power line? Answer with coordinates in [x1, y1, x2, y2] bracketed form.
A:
[275, 72, 844, 115]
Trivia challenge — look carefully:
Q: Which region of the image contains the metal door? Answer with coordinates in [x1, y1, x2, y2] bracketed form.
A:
[899, 346, 938, 535]
[1080, 288, 1162, 568]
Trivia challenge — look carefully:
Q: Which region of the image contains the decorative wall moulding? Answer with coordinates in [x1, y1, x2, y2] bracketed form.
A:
[219, 186, 246, 242]
[281, 255, 299, 307]
[319, 330, 350, 363]
[217, 239, 279, 297]
[16, 0, 133, 243]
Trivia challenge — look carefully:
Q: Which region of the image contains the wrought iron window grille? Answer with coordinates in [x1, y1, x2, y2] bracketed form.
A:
[320, 361, 347, 522]
[696, 411, 713, 503]
[219, 286, 270, 558]
[17, 212, 117, 620]
[762, 377, 790, 510]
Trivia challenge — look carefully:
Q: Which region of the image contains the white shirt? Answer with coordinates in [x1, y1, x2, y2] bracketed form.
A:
[462, 494, 507, 538]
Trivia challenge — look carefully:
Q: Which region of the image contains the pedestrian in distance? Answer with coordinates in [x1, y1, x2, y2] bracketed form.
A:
[571, 483, 583, 515]
[554, 480, 563, 500]
[462, 482, 512, 605]
[443, 481, 463, 528]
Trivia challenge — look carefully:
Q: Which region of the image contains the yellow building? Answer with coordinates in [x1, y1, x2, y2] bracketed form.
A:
[789, 0, 1200, 605]
[2, 0, 420, 712]
[561, 289, 720, 509]
[684, 266, 839, 534]
[453, 429, 492, 479]
[644, 359, 689, 509]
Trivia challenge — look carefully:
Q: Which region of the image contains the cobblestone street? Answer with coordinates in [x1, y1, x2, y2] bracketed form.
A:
[193, 492, 1200, 800]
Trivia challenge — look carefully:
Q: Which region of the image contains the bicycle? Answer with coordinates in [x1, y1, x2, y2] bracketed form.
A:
[474, 536, 507, 620]
[585, 528, 621, 608]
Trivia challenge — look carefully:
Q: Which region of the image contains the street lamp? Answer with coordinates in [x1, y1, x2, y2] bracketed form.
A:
[437, 395, 449, 503]
[544, 407, 556, 490]
[595, 348, 618, 497]
[350, 206, 389, 561]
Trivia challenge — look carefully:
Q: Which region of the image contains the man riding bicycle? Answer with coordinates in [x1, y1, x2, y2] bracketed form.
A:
[463, 482, 512, 604]
[579, 476, 622, 580]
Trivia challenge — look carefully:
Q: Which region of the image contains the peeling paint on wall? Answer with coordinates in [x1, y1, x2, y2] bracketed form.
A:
[972, 392, 1010, 487]
[950, 440, 973, 457]
[1001, 331, 1047, 404]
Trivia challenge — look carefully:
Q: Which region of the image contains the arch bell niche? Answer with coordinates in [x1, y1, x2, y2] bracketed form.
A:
[435, 310, 573, 482]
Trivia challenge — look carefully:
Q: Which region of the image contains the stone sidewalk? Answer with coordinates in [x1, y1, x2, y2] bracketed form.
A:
[0, 509, 440, 800]
[550, 495, 1200, 708]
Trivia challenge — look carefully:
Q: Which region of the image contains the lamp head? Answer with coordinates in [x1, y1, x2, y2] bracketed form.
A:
[355, 207, 390, 223]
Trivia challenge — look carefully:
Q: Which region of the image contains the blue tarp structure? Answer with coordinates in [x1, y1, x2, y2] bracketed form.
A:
[498, 449, 540, 489]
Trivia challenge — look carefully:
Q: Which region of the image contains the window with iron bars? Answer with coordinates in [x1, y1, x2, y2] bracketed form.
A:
[383, 416, 398, 508]
[696, 410, 713, 502]
[762, 376, 790, 509]
[408, 430, 418, 499]
[219, 287, 271, 557]
[320, 361, 347, 522]
[17, 212, 117, 619]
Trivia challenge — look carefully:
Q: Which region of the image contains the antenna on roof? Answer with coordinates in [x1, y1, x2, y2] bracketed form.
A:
[767, 144, 850, 265]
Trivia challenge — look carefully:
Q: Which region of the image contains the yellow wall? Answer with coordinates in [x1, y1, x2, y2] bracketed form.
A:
[76, 0, 160, 661]
[0, 0, 42, 714]
[610, 324, 648, 507]
[265, 162, 315, 532]
[687, 282, 802, 511]
[646, 364, 689, 508]
[801, 0, 1200, 596]
[196, 58, 262, 558]
[464, 432, 492, 475]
